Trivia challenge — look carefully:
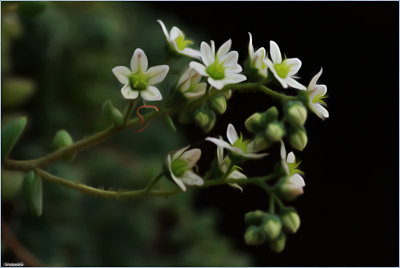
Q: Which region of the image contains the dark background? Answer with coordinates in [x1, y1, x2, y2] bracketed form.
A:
[151, 2, 400, 266]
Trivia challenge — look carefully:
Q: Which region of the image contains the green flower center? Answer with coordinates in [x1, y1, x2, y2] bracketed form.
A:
[274, 60, 293, 78]
[312, 93, 328, 106]
[174, 35, 193, 51]
[206, 60, 226, 80]
[129, 73, 148, 91]
[171, 158, 187, 177]
[233, 134, 250, 153]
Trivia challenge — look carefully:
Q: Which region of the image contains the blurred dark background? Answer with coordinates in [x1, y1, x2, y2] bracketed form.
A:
[2, 1, 399, 267]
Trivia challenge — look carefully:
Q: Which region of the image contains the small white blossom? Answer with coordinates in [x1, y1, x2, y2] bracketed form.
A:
[265, 41, 306, 90]
[206, 124, 268, 159]
[158, 20, 201, 59]
[112, 48, 169, 101]
[190, 39, 246, 90]
[280, 141, 305, 199]
[248, 33, 268, 78]
[307, 68, 329, 120]
[177, 68, 207, 100]
[166, 145, 204, 192]
[216, 136, 247, 192]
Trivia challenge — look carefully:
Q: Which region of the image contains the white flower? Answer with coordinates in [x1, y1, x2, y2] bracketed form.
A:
[206, 124, 268, 159]
[112, 48, 169, 101]
[248, 33, 268, 78]
[265, 41, 306, 90]
[280, 141, 305, 199]
[307, 68, 329, 120]
[177, 68, 207, 100]
[216, 136, 247, 192]
[166, 145, 204, 192]
[190, 39, 246, 90]
[158, 20, 201, 59]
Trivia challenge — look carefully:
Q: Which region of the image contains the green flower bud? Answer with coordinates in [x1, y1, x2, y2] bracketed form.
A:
[244, 210, 267, 226]
[210, 95, 227, 114]
[244, 226, 266, 246]
[248, 134, 271, 152]
[287, 102, 307, 126]
[203, 111, 216, 133]
[103, 100, 123, 127]
[245, 113, 263, 133]
[269, 233, 286, 253]
[194, 109, 210, 128]
[262, 215, 282, 241]
[23, 171, 42, 216]
[53, 129, 75, 161]
[264, 106, 279, 123]
[265, 122, 285, 142]
[289, 128, 308, 151]
[281, 209, 301, 234]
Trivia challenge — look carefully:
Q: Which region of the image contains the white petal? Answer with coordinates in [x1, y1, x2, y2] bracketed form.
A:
[131, 48, 148, 73]
[314, 84, 328, 97]
[206, 137, 237, 152]
[207, 78, 225, 90]
[121, 84, 139, 100]
[229, 183, 243, 192]
[248, 32, 254, 59]
[285, 58, 302, 76]
[112, 66, 131, 84]
[228, 170, 247, 180]
[181, 171, 204, 186]
[157, 20, 170, 41]
[286, 77, 307, 90]
[226, 123, 239, 145]
[287, 152, 295, 164]
[308, 68, 323, 89]
[289, 173, 305, 187]
[226, 63, 242, 73]
[145, 65, 169, 85]
[184, 83, 206, 99]
[270, 40, 282, 64]
[169, 26, 184, 40]
[171, 175, 187, 192]
[313, 103, 329, 120]
[217, 136, 225, 165]
[220, 51, 238, 67]
[243, 152, 269, 159]
[181, 148, 201, 168]
[280, 141, 287, 160]
[200, 41, 215, 66]
[189, 61, 208, 76]
[141, 86, 162, 101]
[217, 39, 232, 59]
[181, 47, 201, 59]
[223, 73, 247, 85]
[172, 145, 191, 160]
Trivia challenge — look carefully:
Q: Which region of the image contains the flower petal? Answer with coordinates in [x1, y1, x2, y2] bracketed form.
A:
[226, 123, 239, 145]
[181, 148, 201, 168]
[169, 26, 184, 40]
[286, 77, 306, 90]
[217, 39, 232, 59]
[207, 78, 225, 90]
[181, 171, 204, 186]
[145, 65, 169, 85]
[223, 73, 247, 85]
[270, 40, 282, 64]
[313, 103, 329, 120]
[216, 136, 225, 165]
[121, 84, 139, 99]
[181, 47, 201, 59]
[243, 152, 269, 159]
[189, 61, 208, 76]
[200, 41, 215, 66]
[308, 68, 323, 89]
[131, 48, 148, 73]
[157, 20, 170, 41]
[287, 152, 295, 164]
[112, 66, 131, 84]
[285, 58, 302, 76]
[220, 51, 238, 67]
[141, 86, 162, 101]
[248, 32, 254, 59]
[206, 137, 236, 151]
[289, 173, 305, 187]
[172, 145, 191, 160]
[184, 83, 206, 99]
[228, 170, 247, 180]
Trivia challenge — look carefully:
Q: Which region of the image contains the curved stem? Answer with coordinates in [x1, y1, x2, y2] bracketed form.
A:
[123, 99, 138, 124]
[258, 84, 297, 102]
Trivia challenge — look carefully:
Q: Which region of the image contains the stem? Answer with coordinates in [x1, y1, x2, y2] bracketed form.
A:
[269, 195, 275, 214]
[272, 193, 285, 210]
[123, 99, 138, 124]
[144, 172, 165, 192]
[258, 85, 297, 102]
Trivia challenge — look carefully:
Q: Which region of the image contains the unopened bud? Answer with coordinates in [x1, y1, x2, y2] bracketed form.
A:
[247, 135, 270, 152]
[265, 122, 285, 142]
[264, 106, 279, 122]
[289, 128, 308, 151]
[210, 95, 227, 114]
[269, 233, 286, 253]
[287, 102, 307, 126]
[245, 113, 263, 133]
[194, 109, 209, 127]
[53, 130, 75, 160]
[262, 215, 282, 241]
[244, 226, 266, 246]
[281, 209, 301, 234]
[244, 210, 267, 226]
[103, 100, 123, 127]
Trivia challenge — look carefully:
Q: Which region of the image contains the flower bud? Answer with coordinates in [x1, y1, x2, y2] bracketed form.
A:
[280, 174, 305, 201]
[289, 128, 308, 151]
[265, 122, 285, 142]
[210, 94, 227, 114]
[244, 226, 266, 246]
[287, 102, 307, 126]
[247, 134, 271, 152]
[244, 210, 267, 226]
[269, 233, 286, 253]
[177, 68, 206, 100]
[194, 109, 216, 133]
[281, 209, 301, 234]
[245, 113, 263, 133]
[262, 215, 282, 241]
[103, 100, 123, 127]
[264, 106, 278, 122]
[53, 129, 75, 160]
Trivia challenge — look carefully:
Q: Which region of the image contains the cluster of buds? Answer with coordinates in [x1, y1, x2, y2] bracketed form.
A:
[244, 208, 300, 253]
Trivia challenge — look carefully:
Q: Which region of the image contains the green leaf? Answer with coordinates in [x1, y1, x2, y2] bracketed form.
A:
[23, 171, 43, 216]
[1, 116, 27, 161]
